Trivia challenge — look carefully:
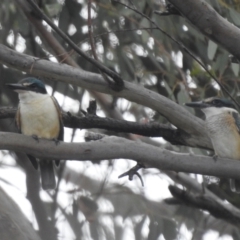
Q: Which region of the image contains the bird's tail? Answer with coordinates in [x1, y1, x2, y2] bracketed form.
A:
[39, 160, 56, 190]
[230, 179, 240, 193]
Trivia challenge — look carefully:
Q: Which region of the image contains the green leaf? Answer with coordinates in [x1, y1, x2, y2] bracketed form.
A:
[177, 83, 190, 105]
[45, 3, 62, 17]
[231, 63, 239, 77]
[207, 40, 218, 60]
[229, 9, 240, 26]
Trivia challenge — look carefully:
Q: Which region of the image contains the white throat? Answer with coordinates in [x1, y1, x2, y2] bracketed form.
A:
[17, 90, 48, 104]
[202, 106, 237, 119]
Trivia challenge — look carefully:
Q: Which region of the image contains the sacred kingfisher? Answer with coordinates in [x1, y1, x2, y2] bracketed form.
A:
[186, 97, 240, 192]
[6, 77, 64, 190]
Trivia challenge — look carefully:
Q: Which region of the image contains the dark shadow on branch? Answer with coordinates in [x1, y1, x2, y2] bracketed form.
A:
[167, 185, 240, 227]
[0, 107, 191, 147]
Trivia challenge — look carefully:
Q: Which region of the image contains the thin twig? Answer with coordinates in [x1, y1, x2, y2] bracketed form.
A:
[112, 0, 240, 109]
[87, 0, 98, 61]
[26, 0, 124, 91]
[0, 107, 194, 147]
[87, 0, 112, 86]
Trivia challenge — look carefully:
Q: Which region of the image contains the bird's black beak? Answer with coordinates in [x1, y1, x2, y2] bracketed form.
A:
[5, 83, 28, 91]
[185, 101, 209, 109]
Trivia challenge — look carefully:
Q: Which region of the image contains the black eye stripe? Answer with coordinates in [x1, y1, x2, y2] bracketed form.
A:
[209, 99, 236, 109]
[212, 100, 221, 105]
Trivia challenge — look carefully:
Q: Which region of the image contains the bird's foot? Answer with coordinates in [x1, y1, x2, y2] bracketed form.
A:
[118, 163, 145, 186]
[32, 135, 39, 143]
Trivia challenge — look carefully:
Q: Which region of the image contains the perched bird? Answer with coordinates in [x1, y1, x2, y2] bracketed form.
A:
[186, 97, 240, 192]
[6, 77, 64, 190]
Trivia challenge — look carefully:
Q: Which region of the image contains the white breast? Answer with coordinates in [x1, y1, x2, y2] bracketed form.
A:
[18, 91, 60, 139]
[203, 107, 240, 159]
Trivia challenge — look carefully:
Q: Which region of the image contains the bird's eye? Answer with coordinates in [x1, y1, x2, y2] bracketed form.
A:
[31, 83, 37, 88]
[212, 99, 221, 106]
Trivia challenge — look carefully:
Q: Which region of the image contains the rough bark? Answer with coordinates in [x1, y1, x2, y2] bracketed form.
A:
[0, 132, 240, 180]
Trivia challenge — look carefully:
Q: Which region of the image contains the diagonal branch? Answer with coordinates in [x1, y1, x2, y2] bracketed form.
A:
[0, 186, 41, 240]
[25, 0, 124, 90]
[15, 0, 125, 121]
[112, 0, 240, 108]
[168, 185, 240, 227]
[167, 0, 240, 61]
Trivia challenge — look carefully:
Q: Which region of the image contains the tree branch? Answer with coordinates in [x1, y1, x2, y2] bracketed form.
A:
[113, 0, 239, 107]
[1, 132, 240, 180]
[63, 166, 238, 233]
[25, 0, 124, 90]
[168, 185, 240, 227]
[168, 0, 240, 60]
[15, 0, 126, 121]
[0, 107, 202, 148]
[16, 152, 57, 240]
[0, 44, 211, 148]
[0, 186, 41, 240]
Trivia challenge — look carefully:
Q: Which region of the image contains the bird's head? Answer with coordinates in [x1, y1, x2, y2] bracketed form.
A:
[185, 97, 237, 118]
[6, 77, 47, 94]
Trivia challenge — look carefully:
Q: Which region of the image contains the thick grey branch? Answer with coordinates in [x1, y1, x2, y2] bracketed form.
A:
[1, 132, 240, 180]
[168, 0, 240, 60]
[0, 44, 210, 148]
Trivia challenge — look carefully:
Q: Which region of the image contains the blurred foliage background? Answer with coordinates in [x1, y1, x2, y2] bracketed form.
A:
[1, 0, 240, 239]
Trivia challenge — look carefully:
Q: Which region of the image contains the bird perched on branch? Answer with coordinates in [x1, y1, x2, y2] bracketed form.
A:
[186, 97, 240, 192]
[6, 77, 64, 190]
